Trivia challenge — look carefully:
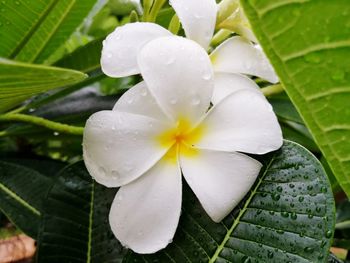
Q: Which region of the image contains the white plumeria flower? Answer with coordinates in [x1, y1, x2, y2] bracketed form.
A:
[101, 0, 278, 105]
[83, 36, 283, 253]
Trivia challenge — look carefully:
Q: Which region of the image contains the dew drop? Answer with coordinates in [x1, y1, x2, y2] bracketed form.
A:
[267, 251, 274, 259]
[111, 170, 120, 179]
[272, 193, 280, 201]
[164, 56, 176, 65]
[106, 52, 113, 59]
[191, 95, 201, 106]
[98, 166, 106, 176]
[304, 247, 314, 253]
[201, 71, 212, 80]
[170, 98, 178, 105]
[325, 230, 332, 238]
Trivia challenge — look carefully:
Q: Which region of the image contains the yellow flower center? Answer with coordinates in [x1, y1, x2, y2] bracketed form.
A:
[157, 117, 205, 163]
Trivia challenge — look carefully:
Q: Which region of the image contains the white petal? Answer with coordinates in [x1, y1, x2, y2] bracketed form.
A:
[180, 149, 261, 222]
[138, 36, 214, 123]
[113, 81, 169, 122]
[83, 111, 173, 187]
[211, 36, 279, 83]
[195, 90, 283, 154]
[101, 22, 171, 77]
[109, 159, 182, 254]
[212, 72, 261, 104]
[169, 0, 217, 49]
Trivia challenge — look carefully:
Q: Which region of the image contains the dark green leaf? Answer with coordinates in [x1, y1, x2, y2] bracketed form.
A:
[0, 160, 56, 237]
[241, 0, 350, 197]
[36, 161, 126, 263]
[0, 0, 97, 64]
[126, 141, 335, 262]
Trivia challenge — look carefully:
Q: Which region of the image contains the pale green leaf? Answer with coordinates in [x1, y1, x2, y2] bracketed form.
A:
[241, 0, 350, 197]
[0, 58, 87, 112]
[0, 0, 97, 64]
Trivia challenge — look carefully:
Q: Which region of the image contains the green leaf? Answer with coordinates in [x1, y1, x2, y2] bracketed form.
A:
[126, 141, 335, 262]
[0, 0, 97, 64]
[0, 58, 86, 112]
[240, 1, 350, 196]
[36, 161, 126, 263]
[0, 160, 56, 237]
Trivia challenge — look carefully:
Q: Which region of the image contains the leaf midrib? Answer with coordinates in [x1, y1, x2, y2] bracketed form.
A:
[86, 181, 95, 263]
[30, 0, 77, 63]
[9, 0, 58, 59]
[208, 156, 276, 263]
[0, 182, 40, 216]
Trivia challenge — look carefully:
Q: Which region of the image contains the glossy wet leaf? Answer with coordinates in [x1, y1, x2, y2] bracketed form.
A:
[126, 141, 335, 262]
[36, 161, 126, 263]
[0, 0, 97, 64]
[241, 0, 350, 197]
[0, 59, 86, 112]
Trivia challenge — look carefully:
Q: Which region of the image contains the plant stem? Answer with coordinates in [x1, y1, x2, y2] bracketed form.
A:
[147, 0, 166, 22]
[261, 84, 284, 97]
[210, 29, 232, 47]
[0, 113, 84, 136]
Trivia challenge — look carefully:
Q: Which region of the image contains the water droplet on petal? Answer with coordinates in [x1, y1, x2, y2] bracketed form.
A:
[170, 98, 178, 105]
[191, 95, 201, 106]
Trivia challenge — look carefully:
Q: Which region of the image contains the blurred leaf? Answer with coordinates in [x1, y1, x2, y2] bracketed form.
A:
[241, 0, 350, 197]
[87, 6, 119, 38]
[336, 200, 350, 231]
[281, 122, 319, 152]
[269, 94, 303, 124]
[0, 160, 60, 238]
[0, 0, 97, 64]
[0, 59, 87, 112]
[127, 141, 335, 262]
[108, 0, 142, 15]
[36, 161, 126, 262]
[54, 37, 105, 74]
[322, 156, 342, 194]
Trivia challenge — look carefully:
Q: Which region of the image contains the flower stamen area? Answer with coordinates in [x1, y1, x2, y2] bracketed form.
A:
[157, 118, 205, 163]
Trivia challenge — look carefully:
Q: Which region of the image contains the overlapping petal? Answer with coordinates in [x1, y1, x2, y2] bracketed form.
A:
[101, 22, 171, 77]
[170, 0, 217, 49]
[195, 89, 283, 154]
[211, 36, 278, 83]
[109, 160, 182, 254]
[137, 36, 214, 124]
[180, 149, 261, 222]
[212, 72, 261, 104]
[83, 110, 173, 187]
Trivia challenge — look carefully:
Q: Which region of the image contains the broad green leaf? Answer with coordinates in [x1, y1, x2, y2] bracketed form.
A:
[126, 141, 335, 263]
[0, 59, 86, 112]
[240, 1, 350, 196]
[36, 161, 126, 263]
[0, 0, 97, 64]
[0, 160, 59, 237]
